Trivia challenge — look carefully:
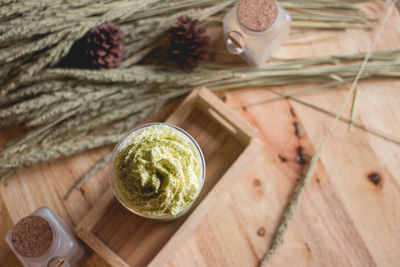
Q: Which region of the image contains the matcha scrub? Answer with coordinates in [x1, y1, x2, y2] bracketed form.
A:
[112, 124, 204, 217]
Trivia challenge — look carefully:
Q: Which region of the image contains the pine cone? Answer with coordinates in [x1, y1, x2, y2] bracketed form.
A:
[168, 16, 210, 69]
[67, 23, 125, 69]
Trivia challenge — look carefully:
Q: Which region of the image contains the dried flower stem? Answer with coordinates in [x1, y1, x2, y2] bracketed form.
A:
[267, 88, 400, 146]
[348, 86, 359, 131]
[233, 78, 354, 109]
[64, 151, 113, 200]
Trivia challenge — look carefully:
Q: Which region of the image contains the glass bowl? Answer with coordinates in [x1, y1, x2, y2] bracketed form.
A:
[109, 122, 206, 221]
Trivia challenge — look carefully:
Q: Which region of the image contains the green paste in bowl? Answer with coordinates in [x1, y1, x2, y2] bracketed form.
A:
[111, 123, 205, 219]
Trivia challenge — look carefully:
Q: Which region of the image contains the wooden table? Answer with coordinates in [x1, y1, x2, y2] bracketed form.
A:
[1, 1, 399, 266]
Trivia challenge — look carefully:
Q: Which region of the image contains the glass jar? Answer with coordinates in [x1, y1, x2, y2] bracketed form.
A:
[109, 122, 206, 221]
[223, 0, 291, 66]
[6, 207, 84, 267]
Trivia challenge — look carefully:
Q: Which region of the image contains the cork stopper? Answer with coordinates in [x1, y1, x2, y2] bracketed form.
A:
[12, 216, 54, 257]
[238, 0, 279, 32]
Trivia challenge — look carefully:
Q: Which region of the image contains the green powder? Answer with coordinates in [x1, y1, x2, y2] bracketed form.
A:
[113, 124, 203, 216]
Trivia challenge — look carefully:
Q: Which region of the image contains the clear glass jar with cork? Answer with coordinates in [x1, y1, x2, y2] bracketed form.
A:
[5, 207, 84, 267]
[223, 0, 291, 66]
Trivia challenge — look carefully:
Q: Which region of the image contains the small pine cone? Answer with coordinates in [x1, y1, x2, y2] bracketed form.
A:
[168, 16, 210, 69]
[67, 22, 125, 69]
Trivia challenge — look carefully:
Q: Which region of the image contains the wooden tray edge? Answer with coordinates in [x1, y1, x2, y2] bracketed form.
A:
[196, 88, 256, 144]
[76, 189, 114, 232]
[76, 229, 130, 267]
[75, 87, 262, 266]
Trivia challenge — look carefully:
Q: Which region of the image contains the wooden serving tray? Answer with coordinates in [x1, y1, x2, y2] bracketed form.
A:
[75, 88, 263, 267]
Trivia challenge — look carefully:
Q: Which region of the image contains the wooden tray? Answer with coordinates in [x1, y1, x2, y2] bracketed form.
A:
[75, 88, 263, 267]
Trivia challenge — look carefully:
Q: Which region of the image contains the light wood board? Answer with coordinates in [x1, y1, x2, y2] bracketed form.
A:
[1, 1, 399, 266]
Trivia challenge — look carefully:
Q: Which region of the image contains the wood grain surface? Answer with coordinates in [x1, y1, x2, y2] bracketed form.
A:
[1, 1, 399, 266]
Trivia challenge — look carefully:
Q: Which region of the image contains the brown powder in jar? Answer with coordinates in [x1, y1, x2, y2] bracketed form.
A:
[238, 0, 279, 32]
[12, 216, 53, 257]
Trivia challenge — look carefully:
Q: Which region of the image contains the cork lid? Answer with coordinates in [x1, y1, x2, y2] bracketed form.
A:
[11, 216, 54, 257]
[238, 0, 279, 32]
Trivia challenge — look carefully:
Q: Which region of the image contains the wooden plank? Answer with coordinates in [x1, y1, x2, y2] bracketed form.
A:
[166, 92, 382, 267]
